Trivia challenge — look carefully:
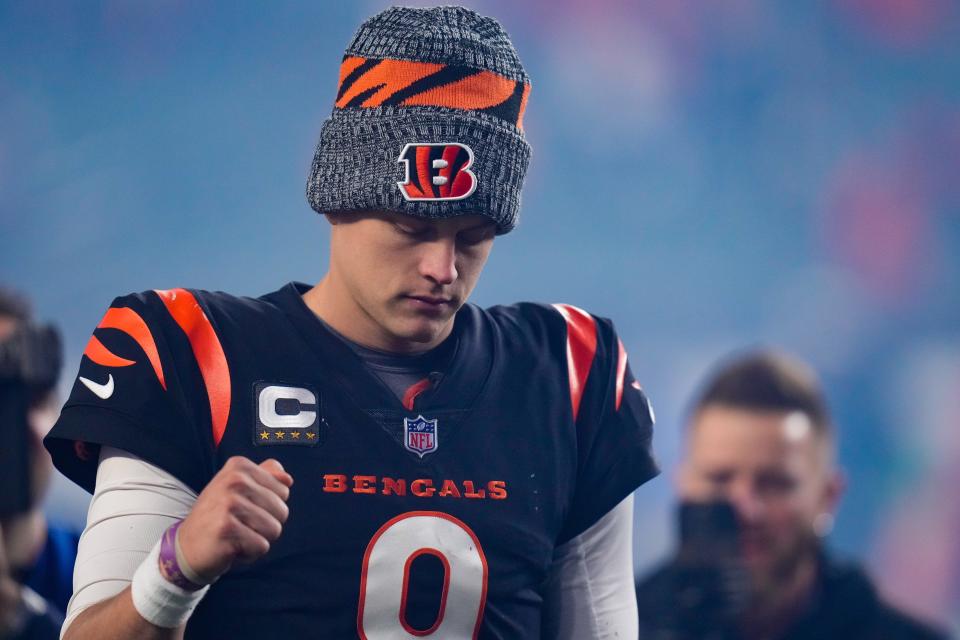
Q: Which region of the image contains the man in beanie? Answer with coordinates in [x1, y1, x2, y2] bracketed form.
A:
[45, 7, 657, 639]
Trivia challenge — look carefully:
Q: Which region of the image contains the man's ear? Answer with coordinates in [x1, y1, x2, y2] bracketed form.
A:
[821, 467, 846, 517]
[810, 468, 845, 537]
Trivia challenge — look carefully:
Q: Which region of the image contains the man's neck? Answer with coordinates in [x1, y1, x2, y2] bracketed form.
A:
[302, 277, 452, 354]
[302, 277, 371, 345]
[739, 555, 818, 640]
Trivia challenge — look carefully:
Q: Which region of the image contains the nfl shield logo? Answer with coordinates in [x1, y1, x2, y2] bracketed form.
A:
[404, 415, 438, 458]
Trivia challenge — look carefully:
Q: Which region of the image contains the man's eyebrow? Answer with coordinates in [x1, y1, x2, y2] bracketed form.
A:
[460, 221, 496, 232]
[393, 217, 428, 228]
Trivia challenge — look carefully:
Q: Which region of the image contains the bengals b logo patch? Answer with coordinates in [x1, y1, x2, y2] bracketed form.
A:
[397, 143, 477, 201]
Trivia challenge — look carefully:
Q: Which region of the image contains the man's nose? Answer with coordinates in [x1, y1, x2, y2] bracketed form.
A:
[419, 239, 458, 286]
[727, 480, 764, 524]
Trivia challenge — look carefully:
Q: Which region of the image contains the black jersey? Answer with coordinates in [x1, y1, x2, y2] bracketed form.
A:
[46, 282, 658, 639]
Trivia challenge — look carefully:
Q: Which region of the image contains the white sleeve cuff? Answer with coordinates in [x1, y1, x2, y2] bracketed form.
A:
[62, 446, 200, 636]
[130, 537, 209, 628]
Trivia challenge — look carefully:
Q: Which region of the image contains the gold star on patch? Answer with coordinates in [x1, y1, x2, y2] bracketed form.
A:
[306, 432, 316, 440]
[275, 431, 285, 439]
[291, 431, 301, 439]
[260, 431, 270, 440]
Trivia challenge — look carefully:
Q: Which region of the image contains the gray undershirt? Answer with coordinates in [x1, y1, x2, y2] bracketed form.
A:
[317, 316, 453, 402]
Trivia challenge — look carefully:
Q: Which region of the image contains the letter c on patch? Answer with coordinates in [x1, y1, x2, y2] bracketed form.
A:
[258, 385, 317, 430]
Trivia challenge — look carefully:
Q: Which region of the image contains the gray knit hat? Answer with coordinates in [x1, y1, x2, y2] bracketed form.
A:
[306, 6, 531, 234]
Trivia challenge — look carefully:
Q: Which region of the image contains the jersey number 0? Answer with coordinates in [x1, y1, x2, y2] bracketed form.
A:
[357, 511, 488, 639]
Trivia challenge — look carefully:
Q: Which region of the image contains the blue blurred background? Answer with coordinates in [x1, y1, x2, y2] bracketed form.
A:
[2, 0, 958, 631]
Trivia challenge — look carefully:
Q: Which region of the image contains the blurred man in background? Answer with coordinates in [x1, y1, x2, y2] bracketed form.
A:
[635, 351, 948, 640]
[0, 288, 77, 639]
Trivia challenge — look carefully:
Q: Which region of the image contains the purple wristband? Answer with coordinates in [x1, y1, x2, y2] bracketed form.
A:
[158, 520, 205, 591]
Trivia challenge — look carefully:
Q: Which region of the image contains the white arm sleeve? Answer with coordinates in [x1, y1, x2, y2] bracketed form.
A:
[542, 494, 638, 640]
[62, 446, 199, 637]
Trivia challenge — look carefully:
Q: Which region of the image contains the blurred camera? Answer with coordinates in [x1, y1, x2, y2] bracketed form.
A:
[668, 501, 750, 640]
[0, 323, 62, 392]
[0, 323, 62, 517]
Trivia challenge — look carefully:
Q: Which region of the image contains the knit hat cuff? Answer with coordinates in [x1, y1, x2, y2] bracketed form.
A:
[306, 106, 531, 234]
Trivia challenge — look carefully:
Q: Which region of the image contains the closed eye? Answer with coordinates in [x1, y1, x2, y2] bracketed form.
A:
[457, 223, 495, 245]
[705, 470, 734, 487]
[458, 229, 494, 246]
[393, 221, 432, 240]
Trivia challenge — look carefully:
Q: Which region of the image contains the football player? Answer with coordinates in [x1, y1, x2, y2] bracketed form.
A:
[45, 7, 658, 639]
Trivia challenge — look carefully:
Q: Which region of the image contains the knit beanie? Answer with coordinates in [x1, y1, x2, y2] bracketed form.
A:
[306, 6, 531, 234]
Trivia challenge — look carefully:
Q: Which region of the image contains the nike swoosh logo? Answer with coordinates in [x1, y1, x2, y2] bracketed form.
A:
[79, 374, 114, 400]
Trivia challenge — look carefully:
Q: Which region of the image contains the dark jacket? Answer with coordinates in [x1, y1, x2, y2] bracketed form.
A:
[636, 554, 950, 640]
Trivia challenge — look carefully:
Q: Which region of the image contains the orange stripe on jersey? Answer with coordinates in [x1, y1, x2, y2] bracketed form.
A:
[155, 289, 231, 447]
[400, 70, 517, 111]
[615, 338, 628, 411]
[336, 59, 443, 109]
[552, 304, 598, 422]
[402, 378, 433, 412]
[83, 335, 135, 368]
[98, 307, 166, 390]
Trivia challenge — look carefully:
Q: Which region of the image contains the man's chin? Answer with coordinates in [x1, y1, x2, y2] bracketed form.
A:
[388, 319, 451, 350]
[741, 544, 786, 584]
[745, 545, 819, 594]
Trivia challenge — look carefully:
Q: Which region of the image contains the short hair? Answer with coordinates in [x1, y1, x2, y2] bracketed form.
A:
[0, 286, 32, 322]
[689, 350, 833, 439]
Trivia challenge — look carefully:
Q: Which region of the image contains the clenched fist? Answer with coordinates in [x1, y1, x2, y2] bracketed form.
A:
[177, 457, 293, 583]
